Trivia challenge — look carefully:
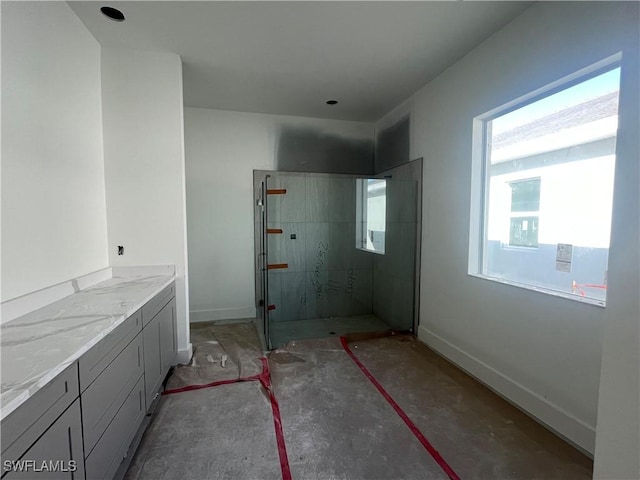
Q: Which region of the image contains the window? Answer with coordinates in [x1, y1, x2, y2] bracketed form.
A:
[470, 59, 621, 305]
[508, 178, 540, 248]
[356, 178, 386, 254]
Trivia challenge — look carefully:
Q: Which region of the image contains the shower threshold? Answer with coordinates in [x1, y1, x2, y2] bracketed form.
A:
[269, 314, 390, 349]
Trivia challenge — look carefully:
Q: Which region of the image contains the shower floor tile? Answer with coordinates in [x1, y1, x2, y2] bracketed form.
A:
[269, 314, 390, 348]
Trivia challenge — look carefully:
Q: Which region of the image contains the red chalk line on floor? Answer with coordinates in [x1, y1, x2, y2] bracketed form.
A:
[257, 358, 293, 480]
[162, 373, 262, 394]
[340, 336, 461, 480]
[162, 358, 293, 480]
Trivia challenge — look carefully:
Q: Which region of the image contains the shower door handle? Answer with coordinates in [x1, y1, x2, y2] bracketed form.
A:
[258, 252, 267, 271]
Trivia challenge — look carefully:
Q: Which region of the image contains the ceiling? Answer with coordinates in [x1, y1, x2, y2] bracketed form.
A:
[69, 1, 532, 123]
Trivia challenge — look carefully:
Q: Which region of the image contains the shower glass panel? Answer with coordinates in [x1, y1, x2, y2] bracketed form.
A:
[255, 166, 420, 349]
[371, 177, 418, 332]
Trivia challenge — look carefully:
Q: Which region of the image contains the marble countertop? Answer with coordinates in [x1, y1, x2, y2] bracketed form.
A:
[0, 271, 175, 421]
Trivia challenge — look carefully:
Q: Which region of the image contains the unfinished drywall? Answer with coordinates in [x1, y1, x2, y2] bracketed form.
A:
[184, 108, 373, 322]
[276, 127, 373, 174]
[101, 47, 191, 363]
[374, 116, 410, 173]
[376, 1, 639, 461]
[0, 2, 108, 301]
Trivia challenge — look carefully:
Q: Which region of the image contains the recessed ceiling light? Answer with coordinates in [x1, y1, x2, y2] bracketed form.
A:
[326, 100, 338, 105]
[100, 6, 125, 22]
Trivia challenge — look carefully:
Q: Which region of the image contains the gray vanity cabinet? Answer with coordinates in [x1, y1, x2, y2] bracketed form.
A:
[79, 282, 176, 478]
[142, 293, 176, 411]
[1, 280, 177, 480]
[78, 310, 144, 480]
[83, 377, 145, 480]
[3, 400, 85, 480]
[78, 310, 142, 392]
[81, 335, 144, 455]
[1, 363, 83, 480]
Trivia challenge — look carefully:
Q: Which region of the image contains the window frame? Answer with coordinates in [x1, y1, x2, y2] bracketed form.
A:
[468, 54, 622, 307]
[507, 177, 540, 248]
[356, 178, 387, 255]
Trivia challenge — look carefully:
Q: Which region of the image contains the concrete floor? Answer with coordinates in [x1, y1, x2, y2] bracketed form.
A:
[336, 335, 592, 479]
[125, 323, 592, 480]
[125, 382, 281, 480]
[166, 321, 264, 390]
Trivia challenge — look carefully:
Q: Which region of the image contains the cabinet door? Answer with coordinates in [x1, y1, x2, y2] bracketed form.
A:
[159, 297, 177, 374]
[142, 314, 162, 411]
[1, 363, 79, 464]
[84, 377, 145, 480]
[82, 335, 144, 456]
[3, 400, 85, 480]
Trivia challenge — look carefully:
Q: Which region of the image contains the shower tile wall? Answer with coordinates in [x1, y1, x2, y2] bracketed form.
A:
[267, 172, 373, 322]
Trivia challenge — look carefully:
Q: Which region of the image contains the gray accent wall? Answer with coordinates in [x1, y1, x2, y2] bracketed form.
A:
[374, 116, 410, 173]
[276, 126, 374, 175]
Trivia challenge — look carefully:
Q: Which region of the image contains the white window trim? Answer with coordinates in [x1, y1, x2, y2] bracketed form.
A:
[468, 272, 606, 308]
[355, 178, 387, 255]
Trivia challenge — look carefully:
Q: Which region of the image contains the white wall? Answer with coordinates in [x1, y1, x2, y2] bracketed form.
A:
[1, 2, 108, 301]
[184, 107, 373, 321]
[102, 47, 191, 361]
[376, 1, 639, 462]
[593, 14, 640, 478]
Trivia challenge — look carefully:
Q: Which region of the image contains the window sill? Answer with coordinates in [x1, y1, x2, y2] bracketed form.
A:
[356, 246, 385, 255]
[467, 273, 606, 308]
[500, 244, 539, 252]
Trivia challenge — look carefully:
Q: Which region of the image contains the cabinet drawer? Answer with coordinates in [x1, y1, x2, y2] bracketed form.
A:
[78, 310, 142, 392]
[84, 376, 145, 480]
[2, 399, 85, 480]
[141, 283, 174, 327]
[82, 334, 143, 456]
[1, 363, 79, 463]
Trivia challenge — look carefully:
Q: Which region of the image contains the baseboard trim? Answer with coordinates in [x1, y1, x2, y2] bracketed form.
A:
[418, 325, 595, 456]
[176, 343, 193, 365]
[189, 307, 257, 323]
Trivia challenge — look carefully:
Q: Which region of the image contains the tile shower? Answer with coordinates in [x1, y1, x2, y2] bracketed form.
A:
[254, 162, 421, 349]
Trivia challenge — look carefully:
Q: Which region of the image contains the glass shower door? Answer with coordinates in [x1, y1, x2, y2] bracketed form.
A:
[263, 172, 306, 349]
[256, 176, 271, 349]
[256, 171, 289, 350]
